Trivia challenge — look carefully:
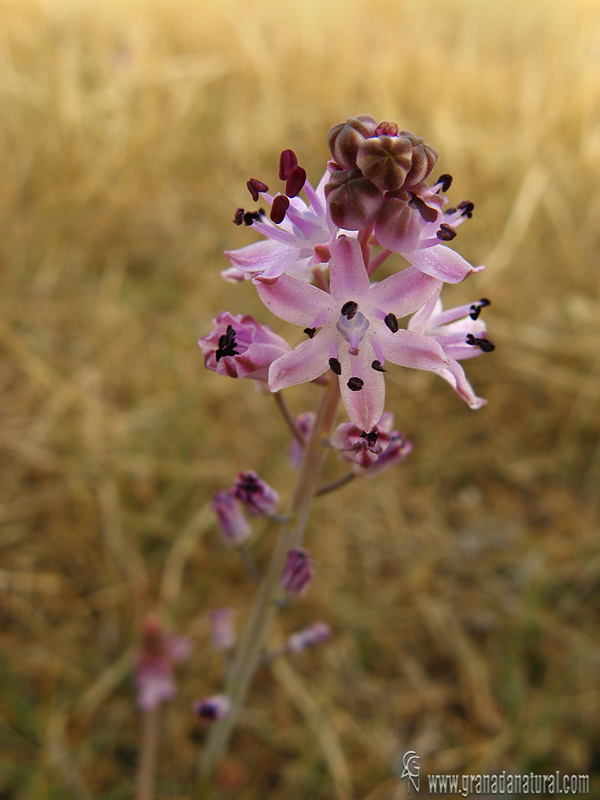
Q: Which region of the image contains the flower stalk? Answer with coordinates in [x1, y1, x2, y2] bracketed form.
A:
[196, 376, 340, 787]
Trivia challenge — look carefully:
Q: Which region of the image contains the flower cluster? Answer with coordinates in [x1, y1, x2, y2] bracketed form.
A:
[200, 114, 492, 434]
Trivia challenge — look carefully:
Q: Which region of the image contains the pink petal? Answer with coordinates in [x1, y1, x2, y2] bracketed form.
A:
[370, 267, 441, 318]
[256, 274, 332, 326]
[225, 239, 299, 278]
[407, 244, 483, 284]
[338, 347, 385, 430]
[329, 236, 370, 300]
[436, 359, 487, 409]
[269, 333, 331, 391]
[380, 328, 450, 370]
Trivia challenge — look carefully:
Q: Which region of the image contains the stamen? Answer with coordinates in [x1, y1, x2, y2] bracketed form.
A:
[304, 327, 316, 339]
[247, 178, 269, 202]
[466, 333, 495, 352]
[270, 195, 290, 224]
[215, 325, 239, 361]
[409, 194, 438, 223]
[384, 313, 399, 333]
[468, 298, 491, 320]
[243, 210, 261, 226]
[360, 430, 378, 445]
[371, 360, 386, 372]
[233, 208, 244, 226]
[341, 301, 358, 319]
[457, 200, 474, 219]
[347, 377, 364, 392]
[279, 149, 298, 181]
[435, 173, 453, 193]
[286, 165, 307, 198]
[444, 207, 457, 215]
[437, 223, 457, 241]
[329, 357, 342, 375]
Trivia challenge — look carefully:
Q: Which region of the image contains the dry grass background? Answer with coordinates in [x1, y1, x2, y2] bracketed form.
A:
[0, 0, 599, 797]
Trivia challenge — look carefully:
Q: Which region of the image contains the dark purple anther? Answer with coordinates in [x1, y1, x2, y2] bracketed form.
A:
[270, 195, 290, 224]
[285, 165, 307, 198]
[347, 377, 364, 392]
[329, 357, 342, 375]
[279, 149, 298, 180]
[247, 178, 269, 202]
[384, 313, 399, 333]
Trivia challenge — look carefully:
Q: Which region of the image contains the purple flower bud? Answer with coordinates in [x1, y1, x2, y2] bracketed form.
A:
[233, 470, 279, 517]
[199, 312, 291, 382]
[287, 621, 331, 654]
[193, 694, 231, 722]
[208, 608, 236, 651]
[331, 412, 412, 476]
[374, 190, 443, 253]
[212, 489, 251, 545]
[134, 614, 191, 711]
[397, 130, 438, 188]
[281, 548, 315, 596]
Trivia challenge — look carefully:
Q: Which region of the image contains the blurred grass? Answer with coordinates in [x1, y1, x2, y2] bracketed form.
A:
[0, 0, 600, 797]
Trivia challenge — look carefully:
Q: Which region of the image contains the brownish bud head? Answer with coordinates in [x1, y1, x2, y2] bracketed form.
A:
[356, 135, 413, 192]
[325, 169, 384, 230]
[327, 115, 378, 171]
[404, 140, 438, 188]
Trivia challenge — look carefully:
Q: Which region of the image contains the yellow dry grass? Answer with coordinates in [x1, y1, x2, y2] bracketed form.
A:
[0, 0, 599, 797]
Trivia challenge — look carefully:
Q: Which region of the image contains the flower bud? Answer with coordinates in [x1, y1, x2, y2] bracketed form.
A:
[356, 135, 413, 192]
[325, 167, 384, 230]
[327, 115, 378, 171]
[289, 412, 314, 469]
[281, 548, 315, 596]
[208, 608, 236, 651]
[233, 470, 279, 516]
[397, 130, 438, 188]
[287, 621, 331, 653]
[374, 190, 443, 253]
[212, 490, 251, 545]
[193, 695, 231, 722]
[199, 312, 291, 382]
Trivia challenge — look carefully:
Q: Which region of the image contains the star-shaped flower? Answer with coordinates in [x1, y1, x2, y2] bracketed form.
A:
[408, 285, 493, 408]
[256, 235, 450, 430]
[223, 171, 338, 285]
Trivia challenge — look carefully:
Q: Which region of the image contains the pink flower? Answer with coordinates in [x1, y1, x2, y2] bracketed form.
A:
[287, 621, 331, 653]
[374, 183, 483, 283]
[199, 312, 290, 382]
[289, 411, 314, 468]
[134, 615, 191, 711]
[281, 548, 315, 596]
[208, 608, 236, 651]
[331, 411, 412, 475]
[193, 695, 231, 722]
[212, 489, 252, 545]
[408, 286, 493, 408]
[256, 235, 450, 430]
[233, 471, 279, 516]
[223, 162, 338, 285]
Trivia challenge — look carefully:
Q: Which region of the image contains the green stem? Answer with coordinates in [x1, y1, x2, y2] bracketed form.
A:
[196, 377, 340, 791]
[135, 707, 160, 800]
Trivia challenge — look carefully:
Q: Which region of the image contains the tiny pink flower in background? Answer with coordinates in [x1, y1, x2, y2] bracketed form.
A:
[281, 548, 315, 597]
[223, 152, 338, 285]
[331, 411, 412, 475]
[256, 235, 450, 430]
[287, 621, 331, 654]
[212, 490, 251, 545]
[199, 312, 291, 382]
[233, 471, 279, 516]
[208, 608, 236, 652]
[289, 412, 315, 468]
[134, 614, 191, 712]
[193, 695, 231, 722]
[408, 286, 494, 409]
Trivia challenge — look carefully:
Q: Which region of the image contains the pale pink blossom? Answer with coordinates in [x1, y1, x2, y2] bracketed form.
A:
[287, 621, 331, 653]
[408, 286, 493, 408]
[212, 489, 251, 545]
[199, 312, 290, 382]
[331, 411, 412, 475]
[193, 695, 231, 722]
[233, 471, 279, 516]
[223, 167, 338, 285]
[281, 548, 315, 596]
[208, 608, 236, 651]
[134, 615, 191, 711]
[256, 235, 449, 430]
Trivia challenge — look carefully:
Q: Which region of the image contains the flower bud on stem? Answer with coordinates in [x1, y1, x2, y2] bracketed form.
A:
[196, 377, 340, 790]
